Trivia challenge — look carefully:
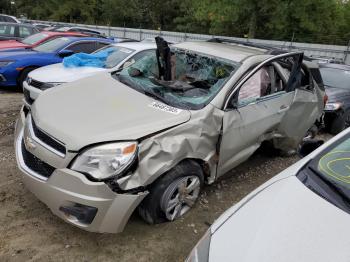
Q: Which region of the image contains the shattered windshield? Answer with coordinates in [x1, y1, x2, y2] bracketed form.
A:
[93, 46, 135, 68]
[116, 47, 238, 110]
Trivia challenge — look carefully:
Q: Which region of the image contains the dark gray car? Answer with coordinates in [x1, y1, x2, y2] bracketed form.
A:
[0, 22, 39, 41]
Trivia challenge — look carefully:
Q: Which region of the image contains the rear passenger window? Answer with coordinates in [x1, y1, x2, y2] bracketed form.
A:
[67, 42, 97, 54]
[96, 42, 110, 50]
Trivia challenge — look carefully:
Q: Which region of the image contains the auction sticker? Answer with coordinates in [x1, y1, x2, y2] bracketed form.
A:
[149, 102, 182, 115]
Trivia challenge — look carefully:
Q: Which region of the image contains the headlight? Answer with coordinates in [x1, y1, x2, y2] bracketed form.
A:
[26, 77, 64, 90]
[41, 82, 64, 89]
[325, 102, 342, 111]
[0, 61, 14, 67]
[186, 230, 211, 262]
[71, 142, 138, 180]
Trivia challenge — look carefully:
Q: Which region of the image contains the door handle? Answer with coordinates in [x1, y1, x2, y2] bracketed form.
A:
[278, 105, 289, 114]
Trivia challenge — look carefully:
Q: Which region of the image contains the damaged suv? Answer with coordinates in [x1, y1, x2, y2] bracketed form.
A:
[15, 38, 324, 233]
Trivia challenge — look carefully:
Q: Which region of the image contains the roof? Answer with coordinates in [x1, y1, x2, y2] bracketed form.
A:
[42, 31, 86, 37]
[319, 63, 350, 71]
[0, 21, 32, 26]
[172, 41, 267, 62]
[113, 42, 156, 51]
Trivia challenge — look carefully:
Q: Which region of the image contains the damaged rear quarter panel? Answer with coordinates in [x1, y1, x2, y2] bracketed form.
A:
[120, 104, 224, 190]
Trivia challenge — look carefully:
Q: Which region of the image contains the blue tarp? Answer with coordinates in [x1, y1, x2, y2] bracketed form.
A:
[63, 48, 115, 68]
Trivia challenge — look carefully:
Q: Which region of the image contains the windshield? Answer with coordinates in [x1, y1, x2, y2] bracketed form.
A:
[33, 37, 71, 53]
[21, 33, 49, 45]
[93, 46, 135, 68]
[320, 67, 350, 89]
[298, 133, 350, 213]
[116, 47, 238, 110]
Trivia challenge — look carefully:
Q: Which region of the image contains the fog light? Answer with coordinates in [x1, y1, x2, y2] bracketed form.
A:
[59, 204, 98, 224]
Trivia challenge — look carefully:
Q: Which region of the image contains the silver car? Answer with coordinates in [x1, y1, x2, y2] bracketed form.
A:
[186, 129, 350, 262]
[15, 38, 325, 233]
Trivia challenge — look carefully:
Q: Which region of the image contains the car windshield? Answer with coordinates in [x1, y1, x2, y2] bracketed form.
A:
[33, 37, 71, 53]
[320, 67, 350, 89]
[116, 47, 238, 110]
[93, 46, 135, 68]
[299, 133, 350, 213]
[21, 33, 49, 45]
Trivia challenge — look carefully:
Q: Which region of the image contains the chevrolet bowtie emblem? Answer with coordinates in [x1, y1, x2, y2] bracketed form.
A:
[24, 136, 36, 150]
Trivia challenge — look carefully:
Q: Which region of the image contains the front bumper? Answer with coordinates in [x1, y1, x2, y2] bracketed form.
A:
[15, 108, 148, 233]
[0, 68, 18, 86]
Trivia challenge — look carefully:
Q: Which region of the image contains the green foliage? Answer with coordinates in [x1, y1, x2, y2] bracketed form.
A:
[9, 0, 350, 44]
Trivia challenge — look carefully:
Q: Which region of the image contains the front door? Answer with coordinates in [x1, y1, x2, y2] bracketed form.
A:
[217, 53, 304, 177]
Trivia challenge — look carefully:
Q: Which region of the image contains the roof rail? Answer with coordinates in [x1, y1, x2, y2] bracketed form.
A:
[207, 37, 287, 55]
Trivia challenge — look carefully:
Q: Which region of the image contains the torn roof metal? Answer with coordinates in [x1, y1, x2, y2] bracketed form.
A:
[173, 41, 267, 63]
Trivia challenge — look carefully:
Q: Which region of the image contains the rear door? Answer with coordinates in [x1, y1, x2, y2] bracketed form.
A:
[276, 61, 324, 149]
[217, 53, 303, 177]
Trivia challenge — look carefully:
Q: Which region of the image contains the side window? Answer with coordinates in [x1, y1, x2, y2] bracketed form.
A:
[0, 25, 15, 36]
[122, 50, 155, 68]
[19, 26, 31, 38]
[237, 67, 271, 106]
[232, 54, 304, 108]
[67, 42, 97, 54]
[96, 42, 109, 50]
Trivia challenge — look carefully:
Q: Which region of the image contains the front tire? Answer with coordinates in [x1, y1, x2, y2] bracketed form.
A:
[138, 160, 204, 224]
[17, 67, 37, 89]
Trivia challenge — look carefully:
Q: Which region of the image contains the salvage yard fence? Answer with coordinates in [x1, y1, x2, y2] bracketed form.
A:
[28, 20, 350, 65]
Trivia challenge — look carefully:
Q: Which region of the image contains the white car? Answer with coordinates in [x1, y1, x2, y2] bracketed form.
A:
[187, 129, 350, 262]
[23, 42, 156, 105]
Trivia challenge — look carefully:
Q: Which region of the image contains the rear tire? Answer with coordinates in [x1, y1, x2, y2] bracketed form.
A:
[17, 67, 37, 90]
[138, 160, 204, 224]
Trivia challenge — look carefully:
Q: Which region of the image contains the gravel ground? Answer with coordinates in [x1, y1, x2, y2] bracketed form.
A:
[0, 88, 331, 262]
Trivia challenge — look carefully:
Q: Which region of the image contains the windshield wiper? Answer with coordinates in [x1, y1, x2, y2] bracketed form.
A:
[141, 89, 170, 105]
[114, 73, 171, 105]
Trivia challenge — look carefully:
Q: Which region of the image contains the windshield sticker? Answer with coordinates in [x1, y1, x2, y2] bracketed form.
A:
[149, 102, 182, 115]
[119, 48, 132, 53]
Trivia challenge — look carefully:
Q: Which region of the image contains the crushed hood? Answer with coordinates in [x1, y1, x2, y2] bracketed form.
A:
[209, 176, 350, 262]
[32, 73, 191, 150]
[29, 63, 107, 83]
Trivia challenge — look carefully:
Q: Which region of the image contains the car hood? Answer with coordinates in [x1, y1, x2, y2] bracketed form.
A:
[32, 73, 191, 150]
[325, 86, 350, 103]
[0, 40, 28, 50]
[209, 176, 350, 262]
[0, 50, 51, 60]
[29, 63, 107, 83]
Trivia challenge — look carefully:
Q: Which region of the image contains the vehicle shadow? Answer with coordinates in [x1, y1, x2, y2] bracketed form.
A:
[0, 86, 22, 94]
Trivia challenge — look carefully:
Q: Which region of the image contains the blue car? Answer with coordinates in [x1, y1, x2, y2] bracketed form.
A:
[0, 36, 114, 88]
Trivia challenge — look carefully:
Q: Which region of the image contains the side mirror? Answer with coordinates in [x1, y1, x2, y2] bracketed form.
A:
[58, 49, 74, 58]
[298, 139, 324, 158]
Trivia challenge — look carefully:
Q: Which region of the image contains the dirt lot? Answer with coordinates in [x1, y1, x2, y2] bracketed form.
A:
[0, 88, 327, 262]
